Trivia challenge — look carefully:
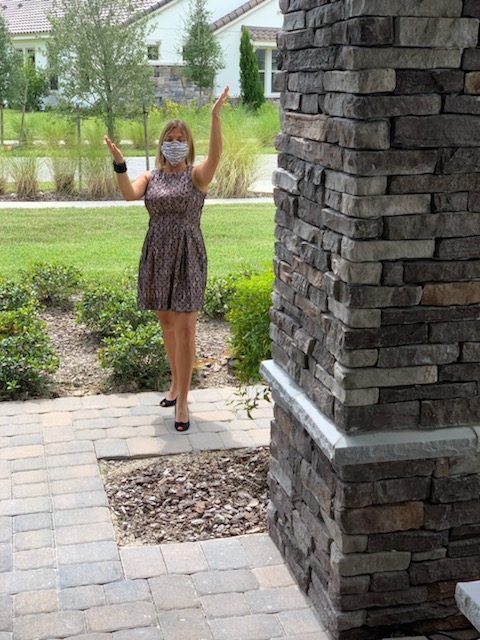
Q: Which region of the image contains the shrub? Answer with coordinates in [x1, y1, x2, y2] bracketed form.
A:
[98, 321, 169, 390]
[0, 306, 59, 399]
[124, 120, 156, 150]
[203, 266, 255, 318]
[0, 278, 37, 311]
[227, 269, 273, 383]
[20, 262, 82, 307]
[76, 283, 153, 337]
[9, 156, 39, 198]
[239, 27, 265, 111]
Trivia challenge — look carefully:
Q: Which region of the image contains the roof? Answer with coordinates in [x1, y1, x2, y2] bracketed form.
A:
[1, 0, 271, 36]
[212, 0, 269, 31]
[247, 25, 278, 41]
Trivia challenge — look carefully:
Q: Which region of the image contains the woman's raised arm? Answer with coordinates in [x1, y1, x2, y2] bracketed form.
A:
[192, 86, 229, 191]
[104, 135, 150, 201]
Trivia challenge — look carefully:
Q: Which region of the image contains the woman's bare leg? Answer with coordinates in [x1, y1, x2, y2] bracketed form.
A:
[172, 311, 198, 423]
[155, 310, 178, 401]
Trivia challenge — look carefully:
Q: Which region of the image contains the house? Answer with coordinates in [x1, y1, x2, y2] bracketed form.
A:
[1, 0, 282, 104]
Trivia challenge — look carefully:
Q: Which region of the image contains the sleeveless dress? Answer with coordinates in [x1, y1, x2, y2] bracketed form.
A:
[137, 166, 208, 312]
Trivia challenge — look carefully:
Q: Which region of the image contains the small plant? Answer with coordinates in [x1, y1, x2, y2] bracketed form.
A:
[0, 278, 37, 311]
[76, 283, 153, 337]
[203, 266, 255, 318]
[20, 262, 82, 307]
[99, 321, 169, 390]
[0, 306, 59, 399]
[227, 269, 273, 383]
[124, 119, 156, 150]
[0, 152, 7, 195]
[253, 102, 280, 147]
[9, 156, 39, 198]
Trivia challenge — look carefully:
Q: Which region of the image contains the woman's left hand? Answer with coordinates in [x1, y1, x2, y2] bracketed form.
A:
[212, 86, 229, 117]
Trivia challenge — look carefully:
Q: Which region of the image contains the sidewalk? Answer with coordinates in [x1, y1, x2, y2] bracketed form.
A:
[0, 386, 327, 640]
[0, 196, 273, 209]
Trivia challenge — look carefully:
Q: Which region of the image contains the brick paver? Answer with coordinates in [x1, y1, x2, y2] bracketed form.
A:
[0, 387, 329, 639]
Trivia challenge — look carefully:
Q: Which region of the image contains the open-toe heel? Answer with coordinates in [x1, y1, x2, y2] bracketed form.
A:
[160, 397, 177, 408]
[174, 407, 190, 432]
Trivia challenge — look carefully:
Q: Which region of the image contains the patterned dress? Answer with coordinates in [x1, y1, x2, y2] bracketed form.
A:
[137, 166, 207, 312]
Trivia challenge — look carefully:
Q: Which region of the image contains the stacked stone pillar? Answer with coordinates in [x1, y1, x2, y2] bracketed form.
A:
[263, 1, 480, 638]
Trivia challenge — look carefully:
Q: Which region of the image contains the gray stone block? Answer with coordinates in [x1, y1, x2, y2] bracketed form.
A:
[396, 18, 479, 48]
[345, 0, 463, 17]
[323, 69, 395, 94]
[342, 46, 461, 71]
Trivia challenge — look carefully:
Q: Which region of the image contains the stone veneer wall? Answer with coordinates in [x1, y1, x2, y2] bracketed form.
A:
[152, 65, 199, 105]
[271, 0, 480, 432]
[266, 0, 480, 638]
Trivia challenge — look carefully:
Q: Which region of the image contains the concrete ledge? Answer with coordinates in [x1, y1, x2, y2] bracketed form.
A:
[456, 581, 480, 632]
[260, 360, 478, 465]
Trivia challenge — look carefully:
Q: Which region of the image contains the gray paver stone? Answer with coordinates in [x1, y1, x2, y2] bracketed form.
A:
[14, 589, 58, 615]
[46, 440, 94, 456]
[52, 490, 108, 510]
[12, 470, 47, 486]
[85, 602, 157, 633]
[94, 439, 130, 459]
[0, 569, 56, 595]
[0, 517, 11, 543]
[158, 608, 213, 640]
[201, 538, 249, 571]
[113, 628, 163, 640]
[240, 535, 284, 567]
[0, 595, 12, 632]
[10, 457, 45, 472]
[200, 593, 250, 618]
[54, 507, 111, 528]
[13, 483, 49, 499]
[14, 529, 53, 551]
[208, 613, 284, 640]
[252, 565, 296, 589]
[58, 561, 123, 589]
[60, 585, 106, 610]
[56, 541, 119, 565]
[161, 542, 208, 574]
[149, 575, 199, 610]
[277, 609, 326, 635]
[0, 544, 13, 572]
[13, 611, 85, 640]
[1, 497, 51, 516]
[13, 513, 51, 533]
[14, 547, 55, 571]
[55, 522, 115, 546]
[104, 580, 151, 605]
[120, 546, 167, 580]
[246, 586, 310, 614]
[192, 569, 258, 595]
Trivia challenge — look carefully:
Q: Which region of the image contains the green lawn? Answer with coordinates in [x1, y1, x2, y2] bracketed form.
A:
[0, 202, 275, 283]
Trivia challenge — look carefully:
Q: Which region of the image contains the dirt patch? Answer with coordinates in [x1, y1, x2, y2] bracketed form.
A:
[39, 306, 237, 397]
[100, 447, 269, 546]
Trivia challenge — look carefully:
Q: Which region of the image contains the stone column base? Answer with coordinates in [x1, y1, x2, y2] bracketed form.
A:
[261, 360, 478, 640]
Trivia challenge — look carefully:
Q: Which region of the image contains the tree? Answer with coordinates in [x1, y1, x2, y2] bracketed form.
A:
[47, 0, 155, 140]
[0, 13, 22, 142]
[239, 27, 265, 111]
[181, 0, 224, 105]
[9, 60, 50, 112]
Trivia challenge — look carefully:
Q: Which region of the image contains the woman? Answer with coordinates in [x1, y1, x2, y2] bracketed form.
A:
[105, 86, 229, 432]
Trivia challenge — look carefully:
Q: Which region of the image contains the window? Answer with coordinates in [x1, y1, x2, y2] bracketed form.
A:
[147, 43, 160, 61]
[14, 47, 36, 67]
[255, 49, 265, 90]
[254, 48, 279, 96]
[50, 75, 59, 91]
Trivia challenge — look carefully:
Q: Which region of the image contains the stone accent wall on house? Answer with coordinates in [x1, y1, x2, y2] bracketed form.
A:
[267, 0, 480, 638]
[152, 65, 199, 105]
[271, 0, 480, 433]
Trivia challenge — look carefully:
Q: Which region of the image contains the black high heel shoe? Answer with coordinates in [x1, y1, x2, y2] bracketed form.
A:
[174, 406, 190, 432]
[160, 396, 177, 408]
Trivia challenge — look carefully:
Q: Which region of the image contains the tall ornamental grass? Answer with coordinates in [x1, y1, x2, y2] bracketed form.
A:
[214, 109, 257, 198]
[9, 156, 39, 198]
[253, 102, 280, 146]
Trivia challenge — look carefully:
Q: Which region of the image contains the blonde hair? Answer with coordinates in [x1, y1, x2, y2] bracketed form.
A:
[155, 119, 195, 169]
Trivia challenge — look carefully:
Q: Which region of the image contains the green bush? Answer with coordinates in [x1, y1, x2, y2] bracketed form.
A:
[203, 267, 255, 318]
[0, 278, 37, 311]
[76, 283, 153, 337]
[20, 262, 82, 307]
[0, 306, 59, 399]
[227, 269, 273, 383]
[98, 322, 169, 390]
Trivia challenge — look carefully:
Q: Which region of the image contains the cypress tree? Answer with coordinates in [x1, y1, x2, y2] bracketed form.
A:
[239, 27, 265, 110]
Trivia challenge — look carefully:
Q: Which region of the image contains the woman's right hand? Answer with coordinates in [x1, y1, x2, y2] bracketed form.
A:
[104, 135, 124, 164]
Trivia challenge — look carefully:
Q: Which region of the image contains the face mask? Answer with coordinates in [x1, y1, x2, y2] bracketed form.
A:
[161, 140, 189, 166]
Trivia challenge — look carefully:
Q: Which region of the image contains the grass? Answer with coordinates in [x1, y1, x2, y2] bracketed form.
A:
[0, 202, 275, 283]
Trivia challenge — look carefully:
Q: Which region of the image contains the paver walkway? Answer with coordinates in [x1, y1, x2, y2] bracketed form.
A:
[0, 386, 327, 640]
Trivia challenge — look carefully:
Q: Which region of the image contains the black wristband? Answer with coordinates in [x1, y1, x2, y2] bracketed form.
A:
[113, 160, 127, 173]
